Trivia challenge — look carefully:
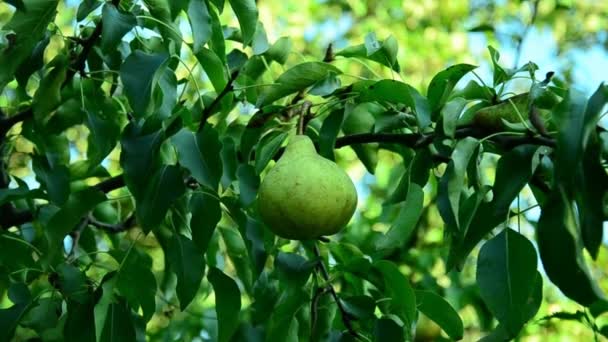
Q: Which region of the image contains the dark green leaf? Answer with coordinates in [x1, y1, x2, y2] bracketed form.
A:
[166, 233, 205, 309]
[64, 294, 97, 342]
[32, 155, 70, 205]
[228, 0, 258, 45]
[441, 97, 467, 138]
[120, 123, 164, 199]
[190, 191, 221, 253]
[101, 3, 136, 51]
[477, 228, 542, 336]
[120, 51, 169, 117]
[208, 267, 242, 342]
[20, 297, 62, 333]
[266, 287, 309, 342]
[427, 63, 477, 114]
[32, 54, 68, 120]
[265, 37, 292, 64]
[251, 21, 269, 55]
[319, 107, 346, 161]
[218, 226, 253, 291]
[77, 0, 101, 21]
[257, 62, 342, 106]
[309, 72, 341, 96]
[0, 0, 58, 92]
[195, 47, 229, 92]
[86, 107, 121, 165]
[0, 283, 31, 342]
[488, 46, 511, 86]
[336, 35, 400, 72]
[136, 165, 186, 232]
[172, 126, 223, 190]
[221, 137, 238, 187]
[373, 260, 416, 330]
[237, 164, 259, 207]
[373, 316, 404, 341]
[187, 0, 212, 53]
[275, 252, 314, 287]
[254, 131, 288, 174]
[537, 189, 604, 306]
[360, 80, 430, 128]
[111, 247, 157, 322]
[376, 183, 424, 251]
[415, 290, 463, 340]
[100, 298, 137, 342]
[340, 295, 375, 320]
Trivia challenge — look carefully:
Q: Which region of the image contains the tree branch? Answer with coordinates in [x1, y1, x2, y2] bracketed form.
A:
[313, 243, 363, 340]
[88, 213, 135, 233]
[198, 70, 240, 132]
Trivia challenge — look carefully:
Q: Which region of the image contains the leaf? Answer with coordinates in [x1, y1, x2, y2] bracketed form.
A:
[237, 164, 259, 207]
[111, 247, 157, 322]
[32, 155, 70, 205]
[101, 3, 136, 51]
[56, 263, 89, 303]
[441, 97, 467, 138]
[136, 165, 186, 233]
[0, 0, 58, 92]
[221, 137, 238, 187]
[190, 192, 221, 253]
[172, 126, 223, 190]
[195, 47, 229, 92]
[477, 228, 542, 336]
[336, 35, 400, 72]
[488, 46, 511, 86]
[373, 260, 416, 331]
[340, 295, 375, 320]
[218, 226, 253, 291]
[376, 183, 424, 251]
[154, 67, 178, 120]
[32, 54, 68, 120]
[427, 63, 477, 115]
[275, 252, 315, 287]
[374, 316, 404, 341]
[208, 267, 242, 342]
[254, 131, 288, 174]
[99, 298, 137, 342]
[251, 21, 269, 55]
[266, 287, 309, 342]
[265, 36, 292, 64]
[77, 0, 101, 21]
[228, 0, 258, 45]
[20, 297, 62, 333]
[415, 290, 463, 340]
[256, 62, 342, 106]
[208, 1, 226, 62]
[318, 107, 346, 161]
[45, 188, 106, 264]
[187, 0, 212, 53]
[64, 292, 97, 342]
[85, 107, 121, 165]
[166, 233, 205, 309]
[120, 51, 169, 117]
[0, 283, 31, 342]
[437, 137, 479, 230]
[120, 123, 164, 199]
[309, 72, 341, 96]
[537, 189, 604, 306]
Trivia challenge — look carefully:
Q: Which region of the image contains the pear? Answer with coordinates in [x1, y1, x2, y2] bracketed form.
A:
[257, 134, 358, 240]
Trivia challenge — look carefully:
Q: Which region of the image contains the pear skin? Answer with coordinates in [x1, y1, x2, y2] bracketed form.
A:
[257, 135, 358, 240]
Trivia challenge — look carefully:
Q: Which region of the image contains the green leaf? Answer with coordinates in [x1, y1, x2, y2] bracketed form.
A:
[85, 107, 121, 165]
[32, 54, 68, 120]
[190, 192, 221, 253]
[488, 46, 511, 86]
[172, 126, 223, 190]
[187, 0, 212, 53]
[254, 131, 288, 174]
[20, 297, 62, 333]
[166, 233, 205, 309]
[77, 0, 101, 21]
[477, 228, 542, 336]
[251, 21, 269, 55]
[120, 123, 164, 199]
[441, 97, 467, 138]
[136, 165, 186, 232]
[101, 3, 136, 51]
[32, 155, 70, 205]
[0, 0, 58, 92]
[256, 62, 342, 106]
[46, 188, 106, 264]
[415, 290, 464, 340]
[221, 137, 238, 187]
[154, 67, 178, 120]
[336, 35, 400, 72]
[537, 189, 604, 306]
[120, 51, 169, 117]
[195, 47, 229, 92]
[427, 63, 477, 115]
[100, 298, 137, 342]
[437, 137, 479, 230]
[111, 247, 157, 322]
[342, 102, 382, 173]
[228, 0, 258, 45]
[218, 226, 253, 291]
[319, 107, 346, 161]
[374, 316, 404, 341]
[340, 295, 376, 320]
[373, 260, 416, 332]
[0, 283, 31, 342]
[208, 267, 242, 342]
[64, 292, 97, 342]
[266, 287, 309, 342]
[208, 1, 226, 62]
[237, 164, 259, 207]
[309, 72, 341, 96]
[265, 36, 292, 64]
[376, 183, 424, 251]
[275, 252, 314, 287]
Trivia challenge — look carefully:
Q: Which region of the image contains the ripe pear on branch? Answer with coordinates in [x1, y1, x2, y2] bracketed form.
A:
[257, 134, 358, 240]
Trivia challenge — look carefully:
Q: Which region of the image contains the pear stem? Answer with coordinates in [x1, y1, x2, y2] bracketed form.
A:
[313, 243, 363, 340]
[297, 101, 312, 135]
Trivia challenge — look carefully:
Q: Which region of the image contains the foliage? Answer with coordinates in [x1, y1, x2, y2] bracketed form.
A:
[0, 1, 607, 341]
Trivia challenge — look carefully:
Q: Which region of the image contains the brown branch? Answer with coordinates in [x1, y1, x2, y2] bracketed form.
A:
[198, 70, 240, 132]
[313, 243, 363, 340]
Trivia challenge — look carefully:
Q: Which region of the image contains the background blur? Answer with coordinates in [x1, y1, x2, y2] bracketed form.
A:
[2, 0, 608, 340]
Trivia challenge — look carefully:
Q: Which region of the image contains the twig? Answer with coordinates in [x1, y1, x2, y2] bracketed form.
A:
[198, 70, 240, 132]
[313, 243, 362, 340]
[513, 0, 540, 69]
[297, 101, 312, 135]
[88, 213, 135, 233]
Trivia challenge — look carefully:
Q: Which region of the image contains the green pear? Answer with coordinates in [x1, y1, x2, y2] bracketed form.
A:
[257, 134, 358, 240]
